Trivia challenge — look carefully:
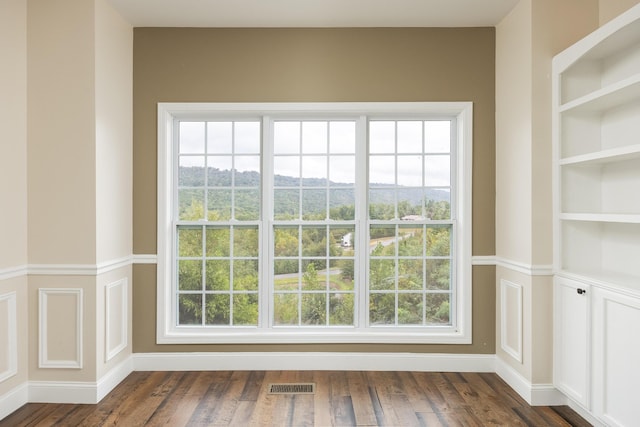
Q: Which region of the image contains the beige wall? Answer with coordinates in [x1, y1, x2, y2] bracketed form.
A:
[495, 0, 598, 386]
[95, 0, 133, 264]
[27, 0, 97, 265]
[600, 0, 640, 24]
[0, 0, 29, 403]
[133, 27, 496, 353]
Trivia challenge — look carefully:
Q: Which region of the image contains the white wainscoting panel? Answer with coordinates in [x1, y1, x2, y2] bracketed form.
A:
[105, 278, 128, 362]
[500, 279, 523, 363]
[0, 292, 18, 382]
[38, 289, 83, 369]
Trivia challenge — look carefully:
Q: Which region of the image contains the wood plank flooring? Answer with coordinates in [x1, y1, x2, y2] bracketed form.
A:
[1, 371, 591, 426]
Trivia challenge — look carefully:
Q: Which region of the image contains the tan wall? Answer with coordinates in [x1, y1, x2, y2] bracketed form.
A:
[133, 27, 496, 353]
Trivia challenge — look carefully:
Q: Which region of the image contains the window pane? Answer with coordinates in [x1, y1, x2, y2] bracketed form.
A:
[330, 293, 354, 325]
[329, 189, 355, 220]
[302, 122, 328, 154]
[233, 294, 258, 325]
[369, 293, 395, 325]
[234, 260, 259, 291]
[425, 192, 451, 220]
[331, 226, 355, 254]
[397, 121, 423, 153]
[274, 121, 300, 154]
[425, 155, 450, 187]
[178, 294, 202, 325]
[180, 122, 205, 154]
[234, 156, 260, 186]
[235, 189, 260, 220]
[426, 226, 451, 256]
[369, 121, 395, 153]
[234, 227, 259, 257]
[205, 294, 230, 325]
[329, 122, 355, 154]
[178, 227, 202, 257]
[301, 227, 326, 257]
[274, 260, 299, 290]
[426, 293, 450, 325]
[178, 260, 202, 291]
[206, 227, 230, 257]
[274, 227, 299, 257]
[426, 260, 451, 290]
[274, 294, 299, 326]
[207, 189, 231, 221]
[425, 121, 450, 153]
[398, 259, 424, 290]
[207, 121, 232, 154]
[274, 157, 300, 186]
[207, 156, 232, 186]
[332, 259, 354, 291]
[397, 155, 423, 186]
[398, 226, 423, 257]
[329, 155, 355, 185]
[370, 226, 396, 255]
[369, 189, 395, 220]
[274, 189, 299, 220]
[301, 156, 327, 184]
[302, 262, 325, 290]
[179, 156, 205, 186]
[369, 156, 395, 185]
[369, 259, 395, 291]
[302, 189, 326, 220]
[302, 294, 326, 325]
[206, 260, 230, 291]
[178, 189, 204, 221]
[397, 188, 424, 219]
[398, 293, 423, 325]
[235, 122, 260, 154]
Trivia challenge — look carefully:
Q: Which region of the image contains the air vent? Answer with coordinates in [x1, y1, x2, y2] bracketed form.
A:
[268, 383, 315, 394]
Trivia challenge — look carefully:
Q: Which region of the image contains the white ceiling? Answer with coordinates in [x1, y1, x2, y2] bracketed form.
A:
[107, 0, 520, 28]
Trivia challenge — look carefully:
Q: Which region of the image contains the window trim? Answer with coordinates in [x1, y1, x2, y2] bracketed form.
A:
[157, 102, 473, 344]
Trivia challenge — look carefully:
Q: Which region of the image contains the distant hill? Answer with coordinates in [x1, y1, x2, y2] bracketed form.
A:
[180, 166, 449, 215]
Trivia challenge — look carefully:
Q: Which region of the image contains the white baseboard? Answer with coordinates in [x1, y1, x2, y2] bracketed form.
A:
[28, 357, 134, 405]
[495, 356, 565, 406]
[97, 357, 134, 402]
[0, 382, 28, 420]
[133, 352, 496, 373]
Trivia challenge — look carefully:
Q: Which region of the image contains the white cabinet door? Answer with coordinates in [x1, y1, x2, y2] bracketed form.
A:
[592, 287, 640, 427]
[554, 277, 590, 408]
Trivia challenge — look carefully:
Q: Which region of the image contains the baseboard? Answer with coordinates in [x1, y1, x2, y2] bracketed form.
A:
[0, 382, 28, 420]
[495, 356, 566, 406]
[97, 356, 134, 402]
[133, 352, 496, 372]
[28, 356, 133, 405]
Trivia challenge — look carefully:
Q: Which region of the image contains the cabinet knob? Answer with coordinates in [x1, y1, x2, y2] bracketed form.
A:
[577, 288, 586, 295]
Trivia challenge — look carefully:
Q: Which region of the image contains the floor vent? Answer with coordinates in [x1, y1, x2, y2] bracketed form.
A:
[268, 383, 316, 394]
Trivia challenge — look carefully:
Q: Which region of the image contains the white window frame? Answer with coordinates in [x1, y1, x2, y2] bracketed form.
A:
[157, 102, 473, 344]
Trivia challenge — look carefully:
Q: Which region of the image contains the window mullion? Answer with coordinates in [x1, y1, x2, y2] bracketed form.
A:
[355, 115, 368, 330]
[260, 116, 274, 329]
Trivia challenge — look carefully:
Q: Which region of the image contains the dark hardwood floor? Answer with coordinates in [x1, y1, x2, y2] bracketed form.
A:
[1, 371, 591, 426]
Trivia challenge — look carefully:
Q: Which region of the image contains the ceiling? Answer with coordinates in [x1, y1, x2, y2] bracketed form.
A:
[107, 0, 520, 28]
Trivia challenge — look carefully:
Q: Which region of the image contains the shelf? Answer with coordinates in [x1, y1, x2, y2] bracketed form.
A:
[559, 73, 640, 114]
[560, 144, 640, 166]
[560, 213, 640, 224]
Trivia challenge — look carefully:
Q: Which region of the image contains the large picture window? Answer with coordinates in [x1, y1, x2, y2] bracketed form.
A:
[157, 103, 472, 344]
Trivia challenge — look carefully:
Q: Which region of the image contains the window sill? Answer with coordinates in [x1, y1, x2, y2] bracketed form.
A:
[157, 327, 472, 345]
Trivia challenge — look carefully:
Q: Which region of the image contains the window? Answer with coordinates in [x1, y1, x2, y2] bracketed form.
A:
[157, 103, 472, 344]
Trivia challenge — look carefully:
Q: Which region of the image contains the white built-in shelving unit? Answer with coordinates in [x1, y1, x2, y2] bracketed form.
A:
[553, 4, 640, 426]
